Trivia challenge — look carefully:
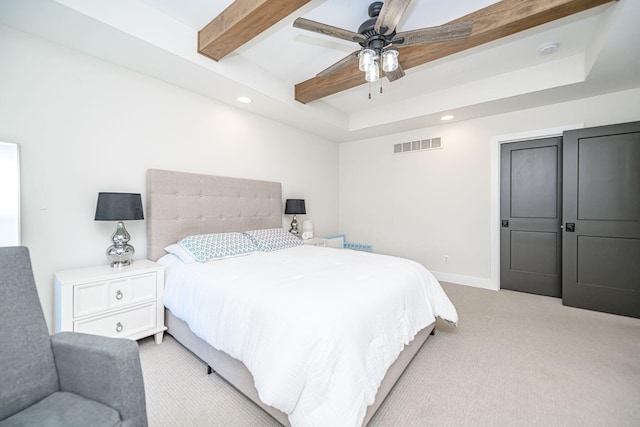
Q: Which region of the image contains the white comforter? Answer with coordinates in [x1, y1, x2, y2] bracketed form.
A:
[160, 245, 458, 427]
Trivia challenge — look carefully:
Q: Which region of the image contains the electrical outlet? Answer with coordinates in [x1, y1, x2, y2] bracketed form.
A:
[444, 255, 449, 264]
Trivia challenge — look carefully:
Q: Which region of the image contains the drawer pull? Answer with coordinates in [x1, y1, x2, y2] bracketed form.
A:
[116, 322, 123, 333]
[116, 290, 123, 300]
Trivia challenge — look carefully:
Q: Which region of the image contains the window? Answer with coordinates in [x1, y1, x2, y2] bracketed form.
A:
[0, 142, 20, 246]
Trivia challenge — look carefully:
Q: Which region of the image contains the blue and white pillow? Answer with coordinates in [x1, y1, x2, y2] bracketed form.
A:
[178, 232, 259, 263]
[244, 228, 303, 252]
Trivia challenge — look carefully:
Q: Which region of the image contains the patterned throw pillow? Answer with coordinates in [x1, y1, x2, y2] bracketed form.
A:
[178, 232, 259, 263]
[244, 228, 303, 252]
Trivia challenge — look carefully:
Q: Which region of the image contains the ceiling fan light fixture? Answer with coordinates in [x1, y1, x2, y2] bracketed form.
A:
[359, 49, 376, 72]
[365, 61, 380, 82]
[382, 49, 399, 73]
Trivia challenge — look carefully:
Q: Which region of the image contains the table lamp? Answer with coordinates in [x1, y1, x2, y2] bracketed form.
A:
[285, 199, 305, 235]
[95, 192, 144, 267]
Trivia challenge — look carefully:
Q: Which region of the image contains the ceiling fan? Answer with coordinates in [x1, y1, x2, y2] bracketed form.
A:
[293, 0, 474, 84]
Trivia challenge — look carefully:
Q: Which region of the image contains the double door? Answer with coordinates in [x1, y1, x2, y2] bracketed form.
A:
[500, 121, 640, 318]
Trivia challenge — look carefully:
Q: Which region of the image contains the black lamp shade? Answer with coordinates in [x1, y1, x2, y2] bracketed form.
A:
[285, 199, 306, 215]
[95, 192, 144, 221]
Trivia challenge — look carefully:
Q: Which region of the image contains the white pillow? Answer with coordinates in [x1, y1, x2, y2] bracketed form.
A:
[325, 235, 345, 249]
[164, 244, 197, 264]
[178, 232, 259, 263]
[244, 228, 303, 252]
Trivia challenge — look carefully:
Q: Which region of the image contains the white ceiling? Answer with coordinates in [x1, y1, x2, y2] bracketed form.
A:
[1, 0, 639, 142]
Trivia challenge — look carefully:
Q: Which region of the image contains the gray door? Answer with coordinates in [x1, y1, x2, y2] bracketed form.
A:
[500, 137, 562, 297]
[562, 122, 640, 318]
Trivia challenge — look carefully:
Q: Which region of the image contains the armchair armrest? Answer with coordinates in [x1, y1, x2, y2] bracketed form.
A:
[50, 332, 148, 427]
[324, 234, 373, 252]
[343, 242, 373, 252]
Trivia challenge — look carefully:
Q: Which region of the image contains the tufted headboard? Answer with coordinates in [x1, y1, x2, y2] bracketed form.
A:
[146, 169, 283, 261]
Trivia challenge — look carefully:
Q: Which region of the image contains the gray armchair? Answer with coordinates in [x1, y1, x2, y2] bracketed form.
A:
[0, 247, 148, 427]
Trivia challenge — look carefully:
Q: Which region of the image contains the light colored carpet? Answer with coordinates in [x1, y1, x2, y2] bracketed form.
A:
[138, 283, 640, 426]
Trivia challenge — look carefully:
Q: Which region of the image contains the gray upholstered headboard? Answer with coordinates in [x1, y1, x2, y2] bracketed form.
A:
[146, 169, 283, 261]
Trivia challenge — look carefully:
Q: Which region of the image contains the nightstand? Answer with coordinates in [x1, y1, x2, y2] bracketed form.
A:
[302, 237, 328, 247]
[54, 259, 166, 344]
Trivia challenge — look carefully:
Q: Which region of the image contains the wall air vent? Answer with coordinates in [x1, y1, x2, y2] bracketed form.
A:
[393, 137, 443, 154]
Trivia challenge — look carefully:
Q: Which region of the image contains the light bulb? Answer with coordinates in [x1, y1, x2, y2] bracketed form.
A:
[382, 49, 399, 73]
[365, 61, 380, 82]
[359, 49, 375, 72]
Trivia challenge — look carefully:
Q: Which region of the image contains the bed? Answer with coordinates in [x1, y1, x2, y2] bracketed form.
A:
[145, 169, 457, 426]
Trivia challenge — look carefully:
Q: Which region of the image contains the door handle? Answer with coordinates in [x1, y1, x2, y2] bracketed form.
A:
[565, 223, 575, 232]
[501, 219, 509, 228]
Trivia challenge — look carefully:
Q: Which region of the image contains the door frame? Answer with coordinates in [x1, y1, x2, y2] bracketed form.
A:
[488, 124, 583, 291]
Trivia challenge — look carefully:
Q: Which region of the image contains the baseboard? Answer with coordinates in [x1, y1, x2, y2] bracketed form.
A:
[431, 271, 497, 291]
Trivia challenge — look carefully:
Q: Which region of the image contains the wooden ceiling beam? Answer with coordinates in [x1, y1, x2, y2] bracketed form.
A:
[294, 0, 616, 104]
[198, 0, 310, 61]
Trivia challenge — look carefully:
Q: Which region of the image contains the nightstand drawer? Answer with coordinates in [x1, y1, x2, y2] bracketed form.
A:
[74, 302, 156, 338]
[74, 272, 157, 317]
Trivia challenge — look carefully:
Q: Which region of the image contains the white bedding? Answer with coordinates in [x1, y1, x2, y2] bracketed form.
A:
[160, 245, 458, 427]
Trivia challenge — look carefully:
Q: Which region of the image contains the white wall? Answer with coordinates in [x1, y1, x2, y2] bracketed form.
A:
[339, 88, 640, 289]
[0, 25, 339, 330]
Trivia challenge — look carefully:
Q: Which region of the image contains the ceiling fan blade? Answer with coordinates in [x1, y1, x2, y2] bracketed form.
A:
[317, 51, 361, 78]
[375, 0, 412, 36]
[294, 18, 365, 43]
[394, 21, 474, 47]
[385, 62, 406, 82]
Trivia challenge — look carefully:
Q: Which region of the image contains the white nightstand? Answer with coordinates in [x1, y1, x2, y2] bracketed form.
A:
[54, 260, 166, 344]
[302, 237, 328, 247]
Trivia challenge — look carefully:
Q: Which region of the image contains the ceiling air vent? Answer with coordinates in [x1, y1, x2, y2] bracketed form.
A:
[393, 137, 443, 154]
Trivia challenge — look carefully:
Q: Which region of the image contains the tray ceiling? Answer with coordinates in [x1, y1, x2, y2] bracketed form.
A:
[1, 0, 638, 141]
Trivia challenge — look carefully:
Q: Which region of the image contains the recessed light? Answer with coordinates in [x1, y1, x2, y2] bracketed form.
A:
[441, 115, 454, 121]
[237, 96, 253, 104]
[538, 42, 559, 56]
